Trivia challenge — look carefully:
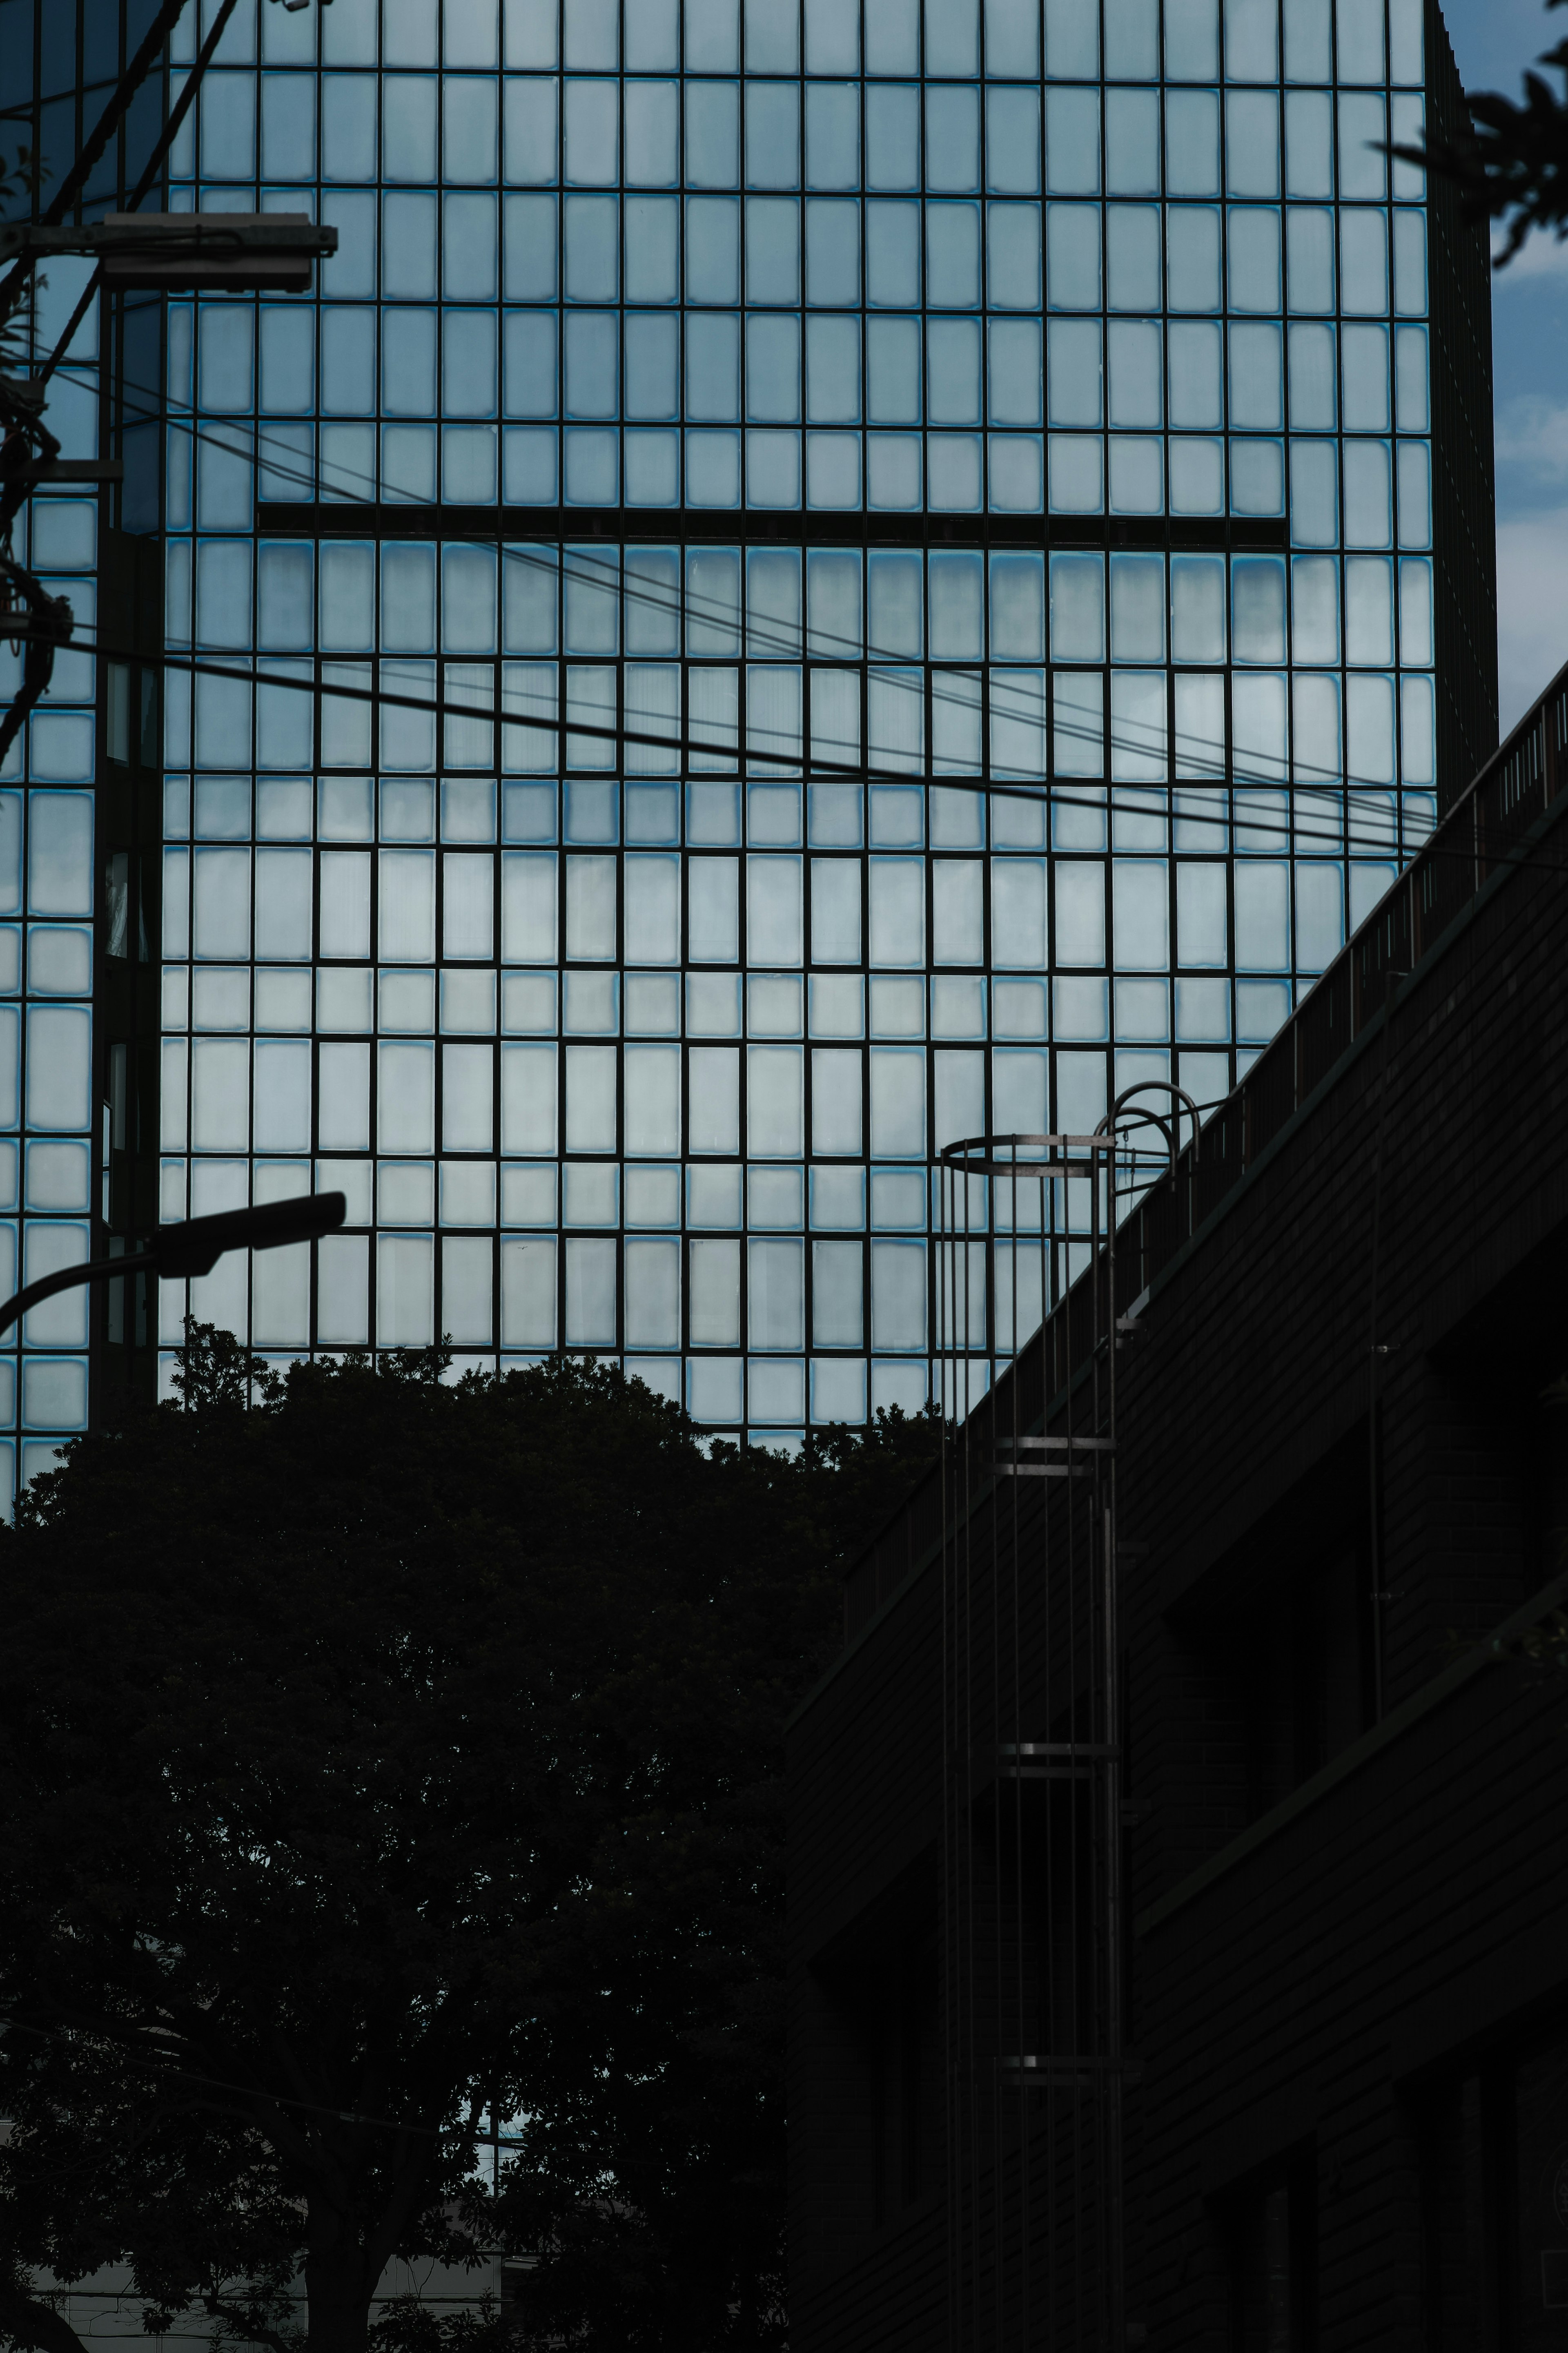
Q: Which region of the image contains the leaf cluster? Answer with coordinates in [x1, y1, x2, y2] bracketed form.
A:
[0, 1337, 938, 2353]
[1395, 0, 1568, 263]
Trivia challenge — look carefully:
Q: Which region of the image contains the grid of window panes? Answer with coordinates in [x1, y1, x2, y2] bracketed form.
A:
[151, 0, 1443, 1440]
[0, 261, 106, 1495]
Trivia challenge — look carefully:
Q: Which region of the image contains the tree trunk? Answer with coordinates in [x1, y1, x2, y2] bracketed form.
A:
[303, 2226, 378, 2353]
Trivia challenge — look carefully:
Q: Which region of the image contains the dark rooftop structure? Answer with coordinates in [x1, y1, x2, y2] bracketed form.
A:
[788, 656, 1568, 2351]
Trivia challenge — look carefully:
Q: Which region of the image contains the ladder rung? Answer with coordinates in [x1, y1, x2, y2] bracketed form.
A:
[1000, 1434, 1115, 1453]
[998, 1743, 1119, 1759]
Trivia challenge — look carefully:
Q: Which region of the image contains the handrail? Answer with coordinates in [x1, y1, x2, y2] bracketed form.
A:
[835, 661, 1568, 1645]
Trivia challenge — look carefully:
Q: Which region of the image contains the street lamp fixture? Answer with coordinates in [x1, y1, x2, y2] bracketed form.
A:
[0, 214, 338, 294]
[0, 1193, 347, 1342]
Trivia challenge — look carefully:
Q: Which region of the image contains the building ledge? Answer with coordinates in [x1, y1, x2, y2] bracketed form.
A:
[1134, 1567, 1568, 1936]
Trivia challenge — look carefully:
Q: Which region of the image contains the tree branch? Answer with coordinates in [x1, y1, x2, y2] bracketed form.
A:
[0, 2281, 94, 2353]
[200, 2293, 298, 2353]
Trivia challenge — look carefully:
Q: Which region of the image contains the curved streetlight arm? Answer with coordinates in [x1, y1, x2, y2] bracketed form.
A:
[0, 1192, 346, 1343]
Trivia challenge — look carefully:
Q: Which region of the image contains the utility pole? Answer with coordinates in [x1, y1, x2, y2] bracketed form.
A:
[0, 0, 337, 760]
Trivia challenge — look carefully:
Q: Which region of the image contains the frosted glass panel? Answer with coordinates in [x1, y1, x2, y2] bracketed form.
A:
[127, 0, 1446, 1466]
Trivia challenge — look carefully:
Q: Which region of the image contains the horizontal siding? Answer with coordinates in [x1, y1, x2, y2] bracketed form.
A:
[791, 749, 1568, 2341]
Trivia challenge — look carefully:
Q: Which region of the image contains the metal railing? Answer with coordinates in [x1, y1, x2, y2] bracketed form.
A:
[842, 660, 1568, 1643]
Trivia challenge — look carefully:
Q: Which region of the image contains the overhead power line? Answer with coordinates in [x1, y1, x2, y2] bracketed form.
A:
[55, 351, 1441, 810]
[66, 622, 1432, 866]
[0, 0, 197, 330]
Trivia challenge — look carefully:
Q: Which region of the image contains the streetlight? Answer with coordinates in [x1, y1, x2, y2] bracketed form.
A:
[0, 1193, 346, 1342]
[0, 214, 338, 294]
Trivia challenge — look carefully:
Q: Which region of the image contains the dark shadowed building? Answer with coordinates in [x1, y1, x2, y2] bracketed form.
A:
[788, 659, 1568, 2350]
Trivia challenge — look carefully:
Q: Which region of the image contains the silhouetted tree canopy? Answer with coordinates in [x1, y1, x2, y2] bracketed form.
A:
[1400, 0, 1568, 262]
[0, 1332, 939, 2353]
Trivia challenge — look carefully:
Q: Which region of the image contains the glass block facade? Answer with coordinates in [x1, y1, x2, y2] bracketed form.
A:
[0, 0, 1495, 1461]
[0, 0, 167, 1493]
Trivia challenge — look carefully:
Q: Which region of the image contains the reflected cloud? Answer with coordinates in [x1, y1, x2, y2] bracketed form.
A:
[1497, 504, 1568, 729]
[1495, 394, 1568, 482]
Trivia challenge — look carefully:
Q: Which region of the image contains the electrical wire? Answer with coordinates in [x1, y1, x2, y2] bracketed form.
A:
[30, 0, 249, 395]
[0, 0, 198, 330]
[45, 349, 1450, 821]
[15, 354, 1536, 878]
[44, 621, 1435, 870]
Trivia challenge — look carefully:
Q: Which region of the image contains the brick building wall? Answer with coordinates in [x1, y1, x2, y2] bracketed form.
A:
[789, 667, 1568, 2349]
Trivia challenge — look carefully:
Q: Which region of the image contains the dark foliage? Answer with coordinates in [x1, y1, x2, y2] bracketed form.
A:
[1396, 0, 1568, 263]
[0, 1331, 939, 2353]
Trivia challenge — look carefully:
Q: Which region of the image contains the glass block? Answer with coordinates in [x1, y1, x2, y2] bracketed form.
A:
[1048, 435, 1104, 513]
[687, 1354, 744, 1422]
[870, 977, 924, 1037]
[870, 784, 923, 846]
[866, 434, 922, 509]
[929, 435, 983, 511]
[497, 975, 557, 1046]
[806, 431, 862, 508]
[25, 1141, 90, 1212]
[871, 1358, 928, 1414]
[1235, 977, 1291, 1042]
[625, 1163, 682, 1225]
[687, 780, 743, 844]
[749, 975, 803, 1035]
[501, 1161, 558, 1224]
[441, 970, 498, 1033]
[379, 969, 437, 1032]
[257, 777, 312, 840]
[563, 970, 620, 1033]
[503, 782, 558, 844]
[687, 971, 742, 1035]
[809, 973, 864, 1037]
[688, 1162, 744, 1226]
[989, 435, 1044, 511]
[626, 430, 682, 506]
[20, 1357, 88, 1432]
[993, 979, 1048, 1039]
[746, 430, 802, 508]
[932, 975, 987, 1037]
[1115, 977, 1170, 1040]
[1109, 436, 1164, 514]
[1231, 437, 1285, 516]
[686, 428, 742, 506]
[378, 1162, 435, 1225]
[1169, 436, 1225, 515]
[564, 429, 619, 505]
[192, 966, 251, 1030]
[748, 1357, 805, 1422]
[626, 972, 682, 1033]
[564, 1162, 619, 1225]
[749, 1164, 804, 1227]
[28, 926, 93, 996]
[1054, 976, 1110, 1041]
[870, 1167, 926, 1229]
[504, 426, 559, 503]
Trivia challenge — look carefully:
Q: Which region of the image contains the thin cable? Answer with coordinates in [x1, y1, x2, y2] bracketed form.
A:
[52, 350, 1459, 812]
[58, 624, 1450, 868]
[31, 0, 249, 395]
[0, 0, 197, 330]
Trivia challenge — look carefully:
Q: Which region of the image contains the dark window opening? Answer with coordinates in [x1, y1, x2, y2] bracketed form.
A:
[1222, 2146, 1317, 2353]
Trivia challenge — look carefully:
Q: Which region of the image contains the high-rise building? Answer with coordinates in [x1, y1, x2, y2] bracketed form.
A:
[0, 0, 167, 1490]
[0, 0, 1495, 1472]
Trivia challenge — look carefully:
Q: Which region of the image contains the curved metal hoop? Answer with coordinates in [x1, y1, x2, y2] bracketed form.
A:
[1095, 1080, 1205, 1192]
[938, 1129, 1117, 1181]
